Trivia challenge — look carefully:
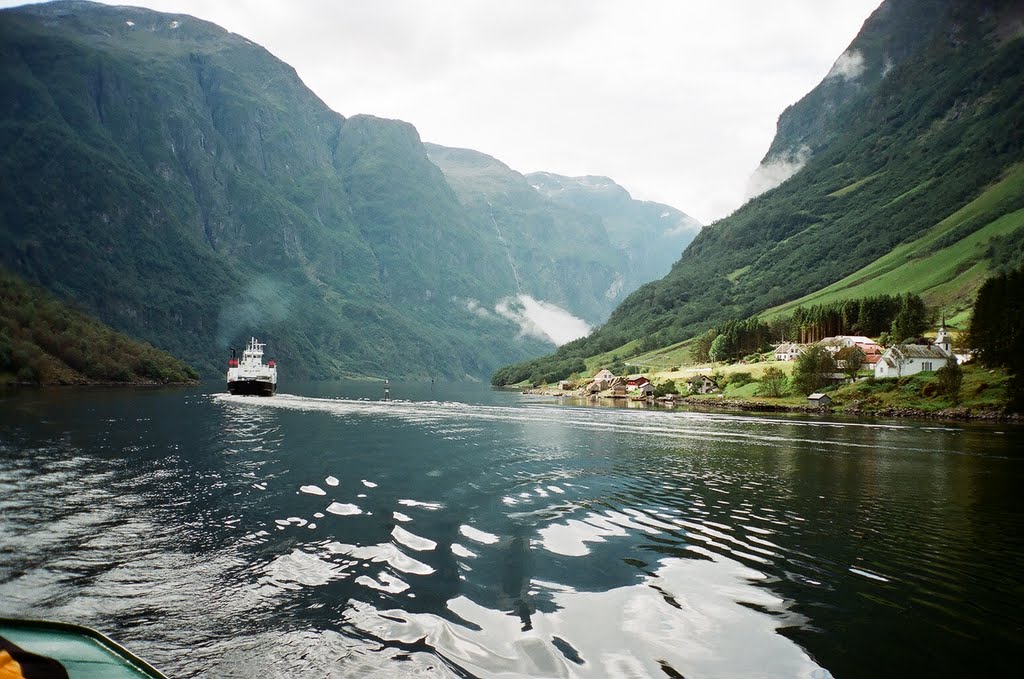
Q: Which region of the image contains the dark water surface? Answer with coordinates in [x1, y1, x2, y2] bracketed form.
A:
[1, 381, 1022, 678]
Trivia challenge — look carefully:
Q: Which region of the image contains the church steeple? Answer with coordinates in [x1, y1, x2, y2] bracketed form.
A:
[935, 317, 952, 355]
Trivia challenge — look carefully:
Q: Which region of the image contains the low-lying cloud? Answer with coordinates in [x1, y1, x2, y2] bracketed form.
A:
[494, 294, 591, 346]
[826, 49, 866, 81]
[745, 144, 812, 200]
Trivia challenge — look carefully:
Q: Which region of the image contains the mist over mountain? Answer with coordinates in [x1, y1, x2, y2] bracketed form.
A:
[525, 172, 701, 283]
[496, 0, 1024, 384]
[748, 0, 949, 199]
[425, 144, 700, 326]
[0, 1, 697, 379]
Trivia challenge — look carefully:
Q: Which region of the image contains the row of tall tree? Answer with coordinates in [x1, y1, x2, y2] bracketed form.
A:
[969, 266, 1023, 406]
[777, 293, 927, 344]
[692, 318, 774, 363]
[693, 293, 929, 363]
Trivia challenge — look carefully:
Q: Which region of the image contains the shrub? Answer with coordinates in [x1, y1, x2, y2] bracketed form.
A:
[726, 372, 755, 388]
[756, 366, 787, 397]
[654, 379, 679, 397]
[935, 354, 963, 401]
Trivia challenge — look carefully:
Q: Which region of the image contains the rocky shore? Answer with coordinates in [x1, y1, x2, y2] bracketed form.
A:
[680, 396, 1018, 423]
[518, 389, 1019, 423]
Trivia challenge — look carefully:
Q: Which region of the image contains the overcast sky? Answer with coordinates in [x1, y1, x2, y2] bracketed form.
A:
[5, 0, 882, 223]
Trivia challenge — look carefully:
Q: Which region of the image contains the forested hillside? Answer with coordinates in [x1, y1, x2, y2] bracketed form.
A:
[1, 268, 196, 385]
[0, 1, 693, 379]
[495, 0, 1024, 384]
[525, 172, 701, 285]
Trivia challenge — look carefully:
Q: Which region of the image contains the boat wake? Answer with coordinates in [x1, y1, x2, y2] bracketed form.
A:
[212, 392, 952, 456]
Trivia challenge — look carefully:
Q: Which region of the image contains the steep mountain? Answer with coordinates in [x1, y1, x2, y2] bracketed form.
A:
[526, 172, 701, 284]
[0, 1, 692, 380]
[749, 0, 949, 197]
[495, 0, 1024, 385]
[423, 144, 617, 325]
[425, 145, 700, 323]
[1, 267, 196, 384]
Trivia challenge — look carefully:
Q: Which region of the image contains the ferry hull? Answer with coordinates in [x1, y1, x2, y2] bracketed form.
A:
[227, 379, 276, 396]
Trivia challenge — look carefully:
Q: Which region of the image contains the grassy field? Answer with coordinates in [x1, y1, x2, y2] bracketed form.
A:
[581, 338, 643, 374]
[762, 163, 1024, 320]
[650, 357, 794, 383]
[626, 338, 697, 372]
[829, 364, 1009, 413]
[678, 364, 1010, 416]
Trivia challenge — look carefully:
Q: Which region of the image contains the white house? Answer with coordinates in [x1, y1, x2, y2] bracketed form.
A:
[874, 323, 962, 379]
[774, 343, 804, 361]
[820, 335, 875, 348]
[874, 344, 949, 378]
[687, 374, 720, 394]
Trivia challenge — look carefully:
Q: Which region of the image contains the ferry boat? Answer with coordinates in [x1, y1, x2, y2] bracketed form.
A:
[226, 337, 277, 396]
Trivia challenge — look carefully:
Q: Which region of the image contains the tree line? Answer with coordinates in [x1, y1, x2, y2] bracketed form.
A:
[693, 293, 928, 363]
[968, 265, 1023, 406]
[0, 270, 198, 385]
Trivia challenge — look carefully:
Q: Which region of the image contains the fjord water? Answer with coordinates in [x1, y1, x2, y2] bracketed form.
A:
[1, 383, 1022, 678]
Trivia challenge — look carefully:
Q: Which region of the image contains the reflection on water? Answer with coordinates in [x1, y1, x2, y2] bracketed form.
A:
[1, 384, 1022, 678]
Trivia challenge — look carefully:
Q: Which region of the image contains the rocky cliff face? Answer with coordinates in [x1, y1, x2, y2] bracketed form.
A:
[0, 1, 698, 378]
[749, 0, 949, 198]
[526, 172, 701, 282]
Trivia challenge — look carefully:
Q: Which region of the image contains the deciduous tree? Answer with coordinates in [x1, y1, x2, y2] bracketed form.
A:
[756, 366, 787, 397]
[791, 345, 837, 395]
[836, 345, 866, 381]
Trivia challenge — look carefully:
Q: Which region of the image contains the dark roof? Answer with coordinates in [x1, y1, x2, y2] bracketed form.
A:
[894, 344, 948, 359]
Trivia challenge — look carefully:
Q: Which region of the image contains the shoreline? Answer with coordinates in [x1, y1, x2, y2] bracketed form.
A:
[0, 378, 200, 389]
[679, 396, 1018, 423]
[519, 388, 1019, 424]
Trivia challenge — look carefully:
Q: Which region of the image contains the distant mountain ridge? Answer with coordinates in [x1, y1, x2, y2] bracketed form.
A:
[0, 1, 698, 379]
[525, 172, 701, 284]
[425, 144, 700, 323]
[495, 0, 1024, 384]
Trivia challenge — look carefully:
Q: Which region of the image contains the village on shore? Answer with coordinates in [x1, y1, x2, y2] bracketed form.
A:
[522, 321, 1015, 421]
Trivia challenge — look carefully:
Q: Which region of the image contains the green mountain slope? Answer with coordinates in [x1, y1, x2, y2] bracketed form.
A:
[495, 0, 1024, 384]
[762, 163, 1024, 321]
[425, 145, 700, 323]
[1, 267, 196, 384]
[755, 0, 947, 187]
[0, 1, 689, 380]
[526, 172, 701, 287]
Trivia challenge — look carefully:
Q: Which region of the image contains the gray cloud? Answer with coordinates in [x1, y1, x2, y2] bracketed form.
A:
[745, 144, 812, 201]
[826, 49, 867, 80]
[2, 0, 883, 222]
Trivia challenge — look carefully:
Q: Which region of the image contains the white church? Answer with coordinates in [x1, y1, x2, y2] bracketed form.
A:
[874, 323, 960, 379]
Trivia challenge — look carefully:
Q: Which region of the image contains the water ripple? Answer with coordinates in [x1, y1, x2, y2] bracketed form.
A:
[1, 386, 1021, 678]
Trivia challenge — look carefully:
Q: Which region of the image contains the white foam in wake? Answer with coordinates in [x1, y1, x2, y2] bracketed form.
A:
[392, 525, 437, 552]
[325, 502, 362, 516]
[460, 525, 499, 545]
